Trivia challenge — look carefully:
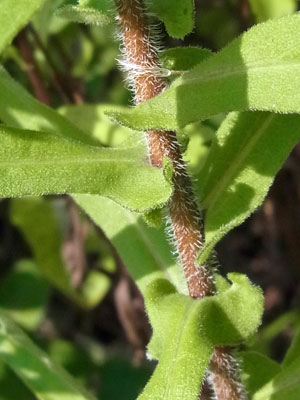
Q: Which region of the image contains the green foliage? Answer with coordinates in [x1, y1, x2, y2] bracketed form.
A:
[197, 112, 300, 263]
[108, 14, 300, 130]
[0, 0, 45, 55]
[11, 197, 110, 308]
[148, 0, 195, 38]
[56, 0, 113, 26]
[249, 0, 297, 22]
[0, 312, 95, 400]
[0, 260, 49, 330]
[160, 47, 213, 72]
[75, 195, 188, 294]
[138, 274, 263, 399]
[0, 125, 171, 211]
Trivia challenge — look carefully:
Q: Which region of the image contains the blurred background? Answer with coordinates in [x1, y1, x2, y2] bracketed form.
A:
[1, 0, 300, 398]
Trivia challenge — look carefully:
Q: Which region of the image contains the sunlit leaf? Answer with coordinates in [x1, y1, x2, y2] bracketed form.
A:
[139, 273, 263, 399]
[198, 112, 300, 263]
[0, 0, 45, 55]
[108, 14, 300, 130]
[0, 125, 171, 211]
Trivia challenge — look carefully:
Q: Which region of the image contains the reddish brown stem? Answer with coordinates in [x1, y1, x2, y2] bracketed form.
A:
[16, 30, 50, 105]
[115, 0, 246, 399]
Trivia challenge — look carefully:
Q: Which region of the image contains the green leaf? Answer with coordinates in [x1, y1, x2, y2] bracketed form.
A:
[0, 260, 49, 331]
[0, 360, 35, 400]
[197, 112, 300, 263]
[253, 356, 300, 400]
[108, 14, 300, 131]
[0, 0, 45, 55]
[56, 0, 113, 26]
[11, 198, 110, 309]
[0, 311, 96, 400]
[160, 47, 213, 72]
[239, 351, 281, 396]
[283, 328, 300, 368]
[138, 273, 263, 400]
[148, 0, 195, 38]
[74, 195, 187, 294]
[59, 104, 138, 147]
[0, 67, 96, 146]
[0, 125, 171, 211]
[249, 0, 297, 22]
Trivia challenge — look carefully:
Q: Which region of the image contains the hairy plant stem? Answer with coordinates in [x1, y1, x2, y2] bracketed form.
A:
[115, 0, 246, 399]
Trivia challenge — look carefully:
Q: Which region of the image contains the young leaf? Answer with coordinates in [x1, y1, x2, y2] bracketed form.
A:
[56, 0, 113, 26]
[108, 14, 300, 130]
[139, 273, 263, 400]
[148, 0, 195, 38]
[74, 195, 187, 294]
[0, 0, 45, 55]
[0, 312, 96, 400]
[160, 47, 213, 72]
[282, 328, 300, 368]
[0, 125, 171, 211]
[253, 356, 300, 400]
[198, 112, 300, 263]
[0, 67, 96, 146]
[11, 198, 110, 309]
[249, 0, 297, 22]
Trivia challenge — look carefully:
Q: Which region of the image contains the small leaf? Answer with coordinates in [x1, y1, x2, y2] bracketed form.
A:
[0, 125, 171, 212]
[160, 47, 213, 72]
[11, 198, 110, 308]
[56, 0, 113, 26]
[139, 273, 263, 399]
[74, 195, 188, 294]
[0, 312, 96, 400]
[249, 0, 297, 22]
[0, 0, 45, 55]
[108, 14, 300, 130]
[282, 328, 300, 368]
[148, 0, 195, 38]
[198, 112, 300, 263]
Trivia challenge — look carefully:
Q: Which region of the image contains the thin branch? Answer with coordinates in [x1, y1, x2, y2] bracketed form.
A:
[16, 29, 50, 105]
[114, 1, 246, 399]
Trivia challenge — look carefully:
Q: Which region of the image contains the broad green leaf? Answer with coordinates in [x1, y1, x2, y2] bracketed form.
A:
[0, 0, 45, 55]
[198, 112, 300, 263]
[0, 67, 96, 146]
[74, 195, 187, 294]
[253, 356, 300, 400]
[0, 125, 171, 211]
[160, 47, 213, 72]
[249, 0, 297, 22]
[148, 0, 195, 38]
[0, 311, 96, 400]
[108, 14, 300, 131]
[0, 260, 49, 331]
[56, 0, 113, 26]
[139, 273, 263, 400]
[11, 198, 110, 309]
[239, 351, 281, 396]
[59, 104, 138, 146]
